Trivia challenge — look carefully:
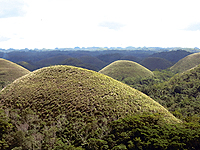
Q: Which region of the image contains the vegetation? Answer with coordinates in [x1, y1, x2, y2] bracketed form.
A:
[99, 60, 154, 82]
[140, 57, 173, 71]
[122, 69, 176, 90]
[170, 52, 200, 73]
[0, 65, 180, 149]
[1, 49, 200, 149]
[0, 58, 30, 88]
[136, 64, 200, 118]
[103, 113, 200, 150]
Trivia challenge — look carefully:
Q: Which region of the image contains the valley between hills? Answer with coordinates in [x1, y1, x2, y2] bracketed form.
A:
[1, 48, 200, 149]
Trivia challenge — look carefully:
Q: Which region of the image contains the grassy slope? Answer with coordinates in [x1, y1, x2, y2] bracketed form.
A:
[0, 58, 30, 85]
[0, 65, 179, 124]
[140, 57, 173, 71]
[141, 64, 200, 117]
[170, 52, 200, 73]
[99, 60, 154, 81]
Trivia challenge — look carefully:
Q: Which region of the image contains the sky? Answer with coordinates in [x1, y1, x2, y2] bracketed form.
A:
[0, 0, 200, 49]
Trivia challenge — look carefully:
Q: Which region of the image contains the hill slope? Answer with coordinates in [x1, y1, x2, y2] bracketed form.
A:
[99, 60, 154, 81]
[140, 57, 173, 71]
[170, 52, 200, 73]
[0, 65, 178, 122]
[0, 58, 30, 86]
[141, 64, 200, 117]
[0, 65, 180, 148]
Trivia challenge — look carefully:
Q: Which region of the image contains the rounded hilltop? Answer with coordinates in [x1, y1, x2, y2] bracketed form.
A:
[0, 65, 180, 148]
[99, 60, 154, 81]
[170, 52, 200, 73]
[0, 58, 30, 86]
[0, 65, 179, 124]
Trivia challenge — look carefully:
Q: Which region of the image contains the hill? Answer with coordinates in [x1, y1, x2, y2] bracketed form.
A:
[141, 64, 200, 117]
[34, 55, 70, 68]
[0, 65, 180, 149]
[78, 55, 107, 71]
[99, 60, 154, 81]
[170, 52, 200, 73]
[140, 57, 173, 71]
[120, 55, 141, 63]
[150, 50, 191, 63]
[17, 61, 38, 71]
[61, 57, 98, 71]
[0, 58, 30, 87]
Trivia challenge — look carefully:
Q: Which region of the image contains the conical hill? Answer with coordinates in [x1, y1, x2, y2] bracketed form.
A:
[99, 60, 154, 81]
[0, 58, 30, 85]
[0, 65, 181, 148]
[0, 65, 179, 124]
[170, 52, 200, 73]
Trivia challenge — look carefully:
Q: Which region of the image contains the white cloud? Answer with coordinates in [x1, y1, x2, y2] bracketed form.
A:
[184, 22, 200, 31]
[1, 0, 200, 49]
[0, 0, 27, 18]
[0, 36, 10, 42]
[99, 22, 125, 30]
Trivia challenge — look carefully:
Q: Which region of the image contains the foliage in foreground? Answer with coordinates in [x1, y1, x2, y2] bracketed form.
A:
[1, 111, 200, 150]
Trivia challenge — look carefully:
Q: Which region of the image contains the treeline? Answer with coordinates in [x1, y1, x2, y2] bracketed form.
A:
[1, 110, 200, 150]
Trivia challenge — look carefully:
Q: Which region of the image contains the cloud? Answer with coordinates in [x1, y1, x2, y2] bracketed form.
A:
[184, 22, 200, 31]
[0, 0, 26, 18]
[0, 36, 10, 42]
[99, 21, 125, 30]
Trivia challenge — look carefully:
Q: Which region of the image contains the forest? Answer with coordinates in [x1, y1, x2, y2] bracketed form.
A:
[1, 48, 200, 149]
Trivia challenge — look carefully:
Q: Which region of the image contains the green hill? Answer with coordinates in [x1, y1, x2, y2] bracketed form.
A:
[0, 58, 30, 87]
[0, 65, 180, 149]
[141, 64, 200, 117]
[170, 52, 200, 73]
[140, 57, 173, 71]
[99, 60, 154, 81]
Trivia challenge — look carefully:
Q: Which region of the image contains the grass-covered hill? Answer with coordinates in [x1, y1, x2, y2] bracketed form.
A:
[140, 57, 173, 71]
[99, 60, 154, 81]
[0, 58, 30, 87]
[140, 64, 200, 118]
[0, 65, 180, 149]
[170, 52, 200, 73]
